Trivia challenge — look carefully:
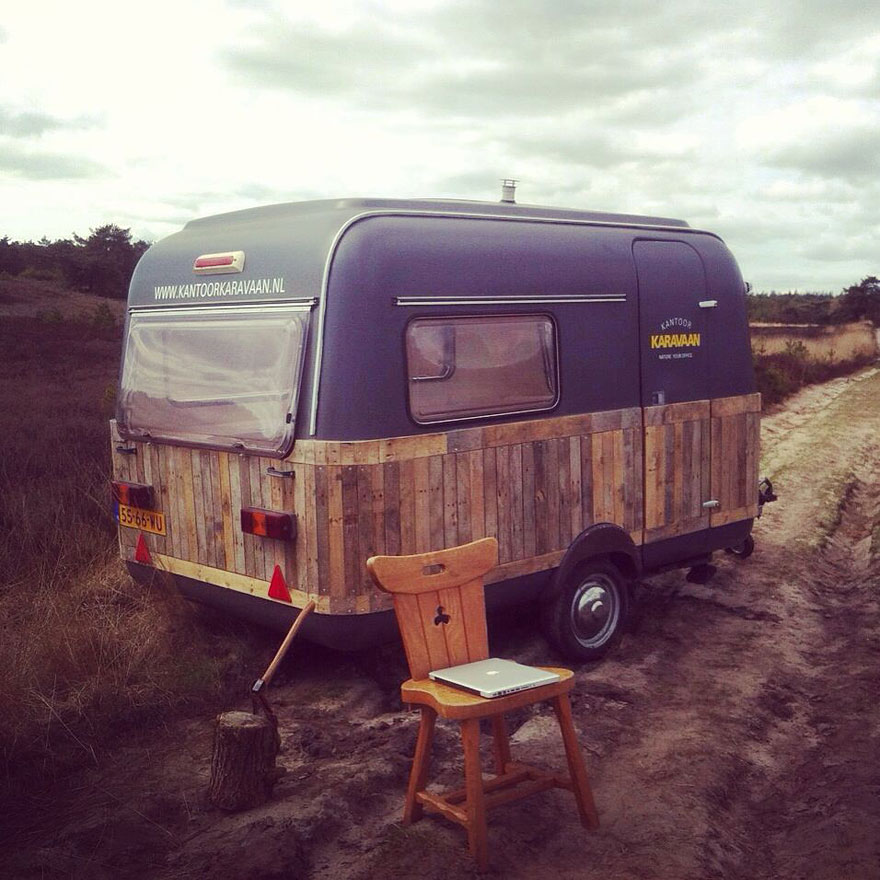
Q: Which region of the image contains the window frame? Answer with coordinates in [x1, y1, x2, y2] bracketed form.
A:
[404, 311, 561, 426]
[116, 302, 312, 458]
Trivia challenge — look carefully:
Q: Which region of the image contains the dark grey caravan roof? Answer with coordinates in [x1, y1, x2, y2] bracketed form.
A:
[126, 197, 693, 309]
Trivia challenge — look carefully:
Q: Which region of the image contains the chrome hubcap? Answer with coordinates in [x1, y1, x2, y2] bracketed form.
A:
[571, 574, 620, 647]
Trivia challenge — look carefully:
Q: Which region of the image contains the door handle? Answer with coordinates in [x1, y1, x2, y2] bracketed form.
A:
[698, 300, 718, 308]
[702, 499, 720, 508]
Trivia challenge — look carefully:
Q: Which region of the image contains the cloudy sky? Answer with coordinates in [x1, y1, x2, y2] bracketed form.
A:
[1, 0, 877, 291]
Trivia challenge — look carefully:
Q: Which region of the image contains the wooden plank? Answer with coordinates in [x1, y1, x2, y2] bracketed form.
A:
[580, 434, 594, 530]
[569, 437, 583, 540]
[509, 444, 524, 561]
[447, 425, 485, 453]
[314, 465, 330, 597]
[482, 447, 498, 549]
[191, 450, 208, 566]
[303, 460, 320, 595]
[711, 415, 725, 520]
[249, 455, 268, 580]
[455, 453, 472, 545]
[151, 552, 328, 611]
[712, 392, 761, 418]
[384, 461, 402, 557]
[380, 433, 448, 463]
[413, 456, 431, 553]
[150, 442, 170, 558]
[238, 455, 256, 577]
[522, 442, 536, 558]
[370, 458, 387, 564]
[612, 430, 626, 527]
[326, 467, 346, 603]
[428, 455, 444, 552]
[495, 445, 510, 562]
[484, 549, 566, 584]
[341, 465, 360, 611]
[356, 464, 376, 601]
[557, 437, 572, 548]
[644, 399, 711, 427]
[533, 441, 548, 554]
[399, 458, 416, 554]
[180, 446, 199, 563]
[643, 426, 663, 531]
[467, 450, 485, 541]
[442, 454, 458, 549]
[546, 439, 560, 551]
[663, 423, 675, 527]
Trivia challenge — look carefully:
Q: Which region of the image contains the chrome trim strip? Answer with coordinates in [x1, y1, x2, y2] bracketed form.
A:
[308, 207, 717, 436]
[130, 299, 317, 316]
[395, 295, 626, 306]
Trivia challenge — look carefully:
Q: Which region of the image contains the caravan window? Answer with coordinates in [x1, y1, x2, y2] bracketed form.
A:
[406, 314, 558, 423]
[117, 304, 309, 456]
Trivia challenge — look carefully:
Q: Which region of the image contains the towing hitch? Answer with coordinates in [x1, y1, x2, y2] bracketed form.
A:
[757, 477, 777, 516]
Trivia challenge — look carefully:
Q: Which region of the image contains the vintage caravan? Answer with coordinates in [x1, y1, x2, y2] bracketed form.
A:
[111, 197, 767, 660]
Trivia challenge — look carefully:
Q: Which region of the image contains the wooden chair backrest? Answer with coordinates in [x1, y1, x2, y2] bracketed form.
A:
[367, 538, 499, 681]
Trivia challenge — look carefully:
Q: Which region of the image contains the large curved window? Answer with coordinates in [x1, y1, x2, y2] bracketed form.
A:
[406, 314, 558, 424]
[117, 304, 310, 456]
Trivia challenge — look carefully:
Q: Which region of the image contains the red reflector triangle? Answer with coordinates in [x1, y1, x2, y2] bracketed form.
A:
[135, 533, 152, 564]
[268, 565, 292, 603]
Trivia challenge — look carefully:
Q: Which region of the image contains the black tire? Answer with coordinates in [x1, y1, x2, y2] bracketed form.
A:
[724, 535, 755, 559]
[541, 560, 629, 662]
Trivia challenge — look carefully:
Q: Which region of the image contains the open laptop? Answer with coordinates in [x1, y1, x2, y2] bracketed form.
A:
[429, 658, 561, 698]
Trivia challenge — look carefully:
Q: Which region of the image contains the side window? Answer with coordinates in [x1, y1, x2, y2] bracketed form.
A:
[406, 314, 558, 424]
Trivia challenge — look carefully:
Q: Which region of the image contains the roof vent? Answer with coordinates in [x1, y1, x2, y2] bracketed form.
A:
[500, 178, 517, 204]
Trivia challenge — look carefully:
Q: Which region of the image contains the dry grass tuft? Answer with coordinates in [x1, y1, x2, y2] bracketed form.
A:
[0, 304, 256, 795]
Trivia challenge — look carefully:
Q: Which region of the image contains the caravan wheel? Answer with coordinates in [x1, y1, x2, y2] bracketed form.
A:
[541, 561, 629, 662]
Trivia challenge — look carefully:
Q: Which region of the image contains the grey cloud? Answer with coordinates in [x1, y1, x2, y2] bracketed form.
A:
[0, 143, 105, 180]
[0, 107, 100, 138]
[222, 2, 705, 119]
[765, 127, 880, 182]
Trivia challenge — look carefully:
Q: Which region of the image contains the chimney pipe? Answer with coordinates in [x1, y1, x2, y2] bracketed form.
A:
[500, 178, 517, 204]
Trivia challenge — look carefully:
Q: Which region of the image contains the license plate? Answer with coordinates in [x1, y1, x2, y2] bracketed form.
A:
[118, 504, 167, 536]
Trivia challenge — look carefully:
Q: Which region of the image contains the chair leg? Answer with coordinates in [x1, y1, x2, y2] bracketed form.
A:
[404, 707, 436, 824]
[551, 694, 600, 829]
[490, 714, 511, 775]
[460, 717, 489, 871]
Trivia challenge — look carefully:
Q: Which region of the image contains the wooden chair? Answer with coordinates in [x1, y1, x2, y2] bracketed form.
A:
[366, 537, 599, 871]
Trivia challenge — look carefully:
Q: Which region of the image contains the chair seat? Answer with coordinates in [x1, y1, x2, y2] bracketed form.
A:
[402, 666, 575, 720]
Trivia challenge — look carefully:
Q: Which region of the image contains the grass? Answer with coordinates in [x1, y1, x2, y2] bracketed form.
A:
[753, 343, 876, 408]
[0, 304, 258, 794]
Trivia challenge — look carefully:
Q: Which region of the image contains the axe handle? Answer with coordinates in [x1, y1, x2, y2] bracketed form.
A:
[257, 600, 316, 689]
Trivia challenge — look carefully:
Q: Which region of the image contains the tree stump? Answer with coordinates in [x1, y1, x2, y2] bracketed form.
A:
[208, 711, 280, 811]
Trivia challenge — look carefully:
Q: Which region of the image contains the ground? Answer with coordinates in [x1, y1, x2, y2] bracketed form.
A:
[4, 369, 880, 880]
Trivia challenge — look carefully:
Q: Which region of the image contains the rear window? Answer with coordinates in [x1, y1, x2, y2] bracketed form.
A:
[117, 304, 310, 456]
[406, 314, 558, 424]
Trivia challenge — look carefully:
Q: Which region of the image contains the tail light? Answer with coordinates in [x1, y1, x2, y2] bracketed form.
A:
[111, 480, 154, 509]
[241, 507, 296, 541]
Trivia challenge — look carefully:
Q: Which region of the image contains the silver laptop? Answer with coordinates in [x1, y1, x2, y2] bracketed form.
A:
[429, 658, 561, 698]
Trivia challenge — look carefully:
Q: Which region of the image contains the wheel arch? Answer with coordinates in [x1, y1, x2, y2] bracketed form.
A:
[550, 522, 641, 596]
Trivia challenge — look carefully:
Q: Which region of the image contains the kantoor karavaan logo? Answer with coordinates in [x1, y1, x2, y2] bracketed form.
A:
[650, 317, 701, 358]
[650, 331, 701, 349]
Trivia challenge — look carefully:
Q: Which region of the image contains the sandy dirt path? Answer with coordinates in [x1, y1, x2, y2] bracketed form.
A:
[6, 369, 880, 880]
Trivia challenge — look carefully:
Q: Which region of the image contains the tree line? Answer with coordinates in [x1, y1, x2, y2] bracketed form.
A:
[747, 277, 880, 326]
[1, 227, 877, 325]
[0, 225, 150, 299]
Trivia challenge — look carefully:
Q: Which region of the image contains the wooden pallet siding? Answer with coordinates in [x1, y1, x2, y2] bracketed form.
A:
[643, 394, 761, 542]
[710, 393, 761, 527]
[643, 401, 711, 541]
[111, 395, 757, 615]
